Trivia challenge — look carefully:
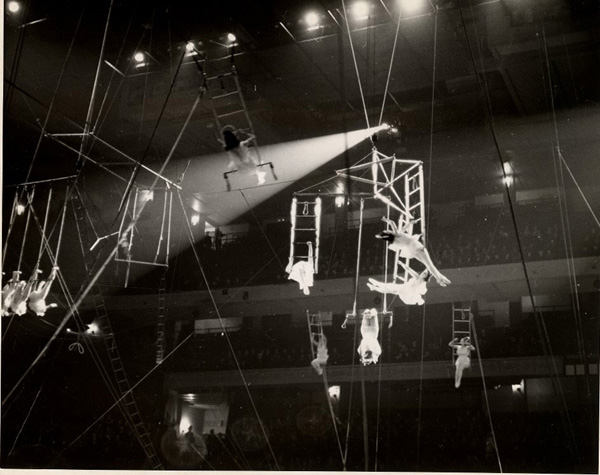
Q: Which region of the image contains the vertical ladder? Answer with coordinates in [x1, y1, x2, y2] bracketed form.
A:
[72, 187, 164, 469]
[452, 302, 472, 362]
[208, 65, 276, 187]
[392, 164, 425, 285]
[155, 270, 167, 364]
[306, 310, 324, 360]
[287, 195, 321, 274]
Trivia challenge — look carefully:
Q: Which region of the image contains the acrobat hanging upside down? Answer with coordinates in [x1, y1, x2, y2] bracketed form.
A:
[376, 217, 450, 287]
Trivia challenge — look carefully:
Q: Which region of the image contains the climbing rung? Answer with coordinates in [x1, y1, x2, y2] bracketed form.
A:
[206, 72, 234, 80]
[295, 228, 316, 231]
[216, 109, 245, 119]
[296, 214, 318, 218]
[293, 255, 312, 259]
[409, 202, 421, 211]
[297, 201, 318, 205]
[408, 186, 421, 196]
[212, 90, 239, 100]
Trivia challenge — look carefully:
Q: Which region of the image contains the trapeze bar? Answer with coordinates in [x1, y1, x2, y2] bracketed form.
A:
[114, 257, 168, 268]
[7, 175, 78, 187]
[46, 132, 90, 137]
[293, 192, 375, 197]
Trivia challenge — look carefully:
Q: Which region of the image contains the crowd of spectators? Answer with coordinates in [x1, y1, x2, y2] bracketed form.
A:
[165, 307, 597, 373]
[166, 406, 595, 472]
[162, 201, 599, 292]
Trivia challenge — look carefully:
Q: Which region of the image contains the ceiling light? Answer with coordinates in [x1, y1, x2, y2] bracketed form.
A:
[134, 52, 145, 62]
[305, 11, 319, 28]
[191, 214, 200, 226]
[352, 1, 370, 20]
[16, 203, 26, 215]
[503, 175, 513, 186]
[186, 42, 195, 52]
[335, 196, 345, 208]
[227, 33, 236, 42]
[8, 1, 20, 13]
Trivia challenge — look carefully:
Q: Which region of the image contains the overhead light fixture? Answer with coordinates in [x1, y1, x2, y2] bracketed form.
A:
[16, 203, 26, 215]
[227, 32, 237, 42]
[8, 1, 20, 13]
[86, 322, 99, 334]
[185, 42, 195, 52]
[335, 196, 345, 208]
[134, 52, 145, 62]
[191, 214, 200, 226]
[305, 11, 320, 30]
[352, 1, 370, 20]
[503, 175, 514, 186]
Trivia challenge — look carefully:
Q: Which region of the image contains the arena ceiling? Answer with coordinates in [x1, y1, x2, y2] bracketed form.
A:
[3, 0, 599, 287]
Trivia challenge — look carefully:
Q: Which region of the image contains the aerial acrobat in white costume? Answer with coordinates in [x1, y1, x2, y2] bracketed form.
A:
[376, 217, 450, 287]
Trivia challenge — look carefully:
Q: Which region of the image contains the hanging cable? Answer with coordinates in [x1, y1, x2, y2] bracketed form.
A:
[539, 22, 591, 398]
[16, 187, 35, 273]
[175, 190, 280, 470]
[1, 191, 20, 269]
[239, 189, 285, 271]
[471, 317, 503, 472]
[19, 3, 86, 189]
[426, 7, 438, 237]
[377, 4, 403, 127]
[33, 187, 53, 271]
[458, 2, 582, 469]
[340, 0, 371, 130]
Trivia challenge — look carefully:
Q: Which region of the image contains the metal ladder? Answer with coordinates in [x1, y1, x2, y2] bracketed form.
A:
[72, 187, 164, 469]
[452, 302, 473, 362]
[306, 310, 325, 360]
[392, 165, 425, 285]
[155, 270, 167, 364]
[207, 64, 276, 189]
[287, 195, 321, 274]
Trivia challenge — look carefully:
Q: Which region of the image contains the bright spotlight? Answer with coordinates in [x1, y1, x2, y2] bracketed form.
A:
[7, 1, 19, 12]
[227, 33, 236, 42]
[352, 1, 370, 20]
[503, 175, 514, 186]
[335, 196, 345, 208]
[401, 0, 423, 13]
[305, 11, 319, 28]
[16, 203, 26, 215]
[134, 52, 145, 62]
[86, 322, 99, 334]
[186, 42, 195, 52]
[191, 214, 200, 226]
